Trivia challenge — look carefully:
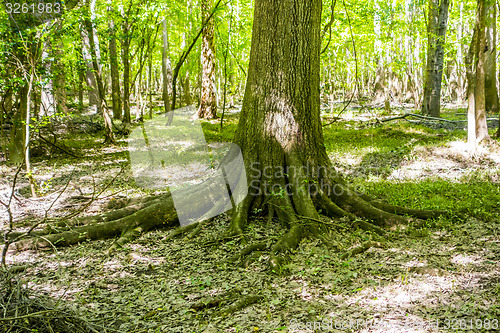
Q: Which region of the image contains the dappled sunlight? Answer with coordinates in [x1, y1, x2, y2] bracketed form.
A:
[389, 140, 500, 181]
[451, 253, 484, 266]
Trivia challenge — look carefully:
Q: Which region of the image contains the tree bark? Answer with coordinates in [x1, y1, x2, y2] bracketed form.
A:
[197, 0, 218, 119]
[108, 2, 122, 120]
[161, 19, 172, 114]
[39, 47, 55, 116]
[121, 7, 132, 127]
[84, 1, 115, 144]
[372, 1, 386, 104]
[8, 87, 27, 164]
[484, 1, 499, 115]
[81, 19, 99, 110]
[421, 0, 450, 117]
[475, 0, 490, 142]
[52, 36, 68, 115]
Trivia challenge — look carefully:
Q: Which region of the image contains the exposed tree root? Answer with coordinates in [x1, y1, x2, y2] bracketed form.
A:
[164, 222, 200, 241]
[227, 241, 267, 263]
[340, 241, 385, 260]
[10, 162, 447, 281]
[13, 194, 178, 251]
[216, 295, 263, 317]
[190, 297, 226, 311]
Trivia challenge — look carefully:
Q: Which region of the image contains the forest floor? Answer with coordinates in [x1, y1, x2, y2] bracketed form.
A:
[1, 104, 500, 332]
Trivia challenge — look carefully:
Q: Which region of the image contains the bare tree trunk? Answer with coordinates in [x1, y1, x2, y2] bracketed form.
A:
[484, 1, 498, 114]
[466, 27, 477, 149]
[108, 1, 122, 120]
[76, 44, 85, 110]
[197, 0, 218, 119]
[121, 6, 132, 127]
[84, 0, 115, 144]
[54, 40, 68, 114]
[39, 47, 55, 116]
[475, 0, 490, 142]
[421, 0, 450, 117]
[81, 21, 99, 110]
[183, 72, 192, 106]
[456, 2, 466, 102]
[9, 88, 27, 164]
[372, 1, 386, 104]
[161, 19, 172, 114]
[148, 53, 153, 119]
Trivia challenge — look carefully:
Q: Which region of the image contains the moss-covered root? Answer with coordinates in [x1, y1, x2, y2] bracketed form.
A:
[14, 196, 179, 251]
[216, 295, 263, 317]
[227, 241, 267, 264]
[340, 241, 385, 260]
[315, 190, 386, 236]
[226, 195, 253, 238]
[269, 224, 305, 273]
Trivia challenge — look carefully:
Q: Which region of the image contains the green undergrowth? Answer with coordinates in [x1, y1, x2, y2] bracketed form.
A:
[201, 113, 239, 143]
[323, 117, 466, 159]
[357, 175, 500, 222]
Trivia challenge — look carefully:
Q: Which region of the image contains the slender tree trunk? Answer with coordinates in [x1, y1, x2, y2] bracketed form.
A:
[456, 2, 466, 102]
[108, 2, 122, 120]
[121, 15, 132, 126]
[54, 40, 68, 114]
[81, 21, 99, 110]
[148, 53, 153, 119]
[484, 1, 498, 114]
[76, 44, 85, 110]
[39, 47, 55, 116]
[161, 19, 172, 114]
[475, 0, 490, 142]
[9, 88, 27, 164]
[25, 69, 36, 197]
[372, 1, 386, 104]
[183, 72, 192, 106]
[197, 0, 217, 119]
[84, 1, 115, 144]
[421, 0, 450, 117]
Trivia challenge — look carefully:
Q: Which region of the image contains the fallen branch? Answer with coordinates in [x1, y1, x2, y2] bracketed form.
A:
[378, 113, 497, 124]
[379, 113, 460, 123]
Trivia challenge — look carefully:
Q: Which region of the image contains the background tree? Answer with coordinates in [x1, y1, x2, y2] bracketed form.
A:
[107, 0, 122, 120]
[421, 0, 450, 117]
[484, 0, 498, 115]
[197, 0, 218, 119]
[473, 0, 489, 142]
[161, 18, 172, 114]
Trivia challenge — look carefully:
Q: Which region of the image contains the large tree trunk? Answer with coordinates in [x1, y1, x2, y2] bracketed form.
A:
[421, 0, 450, 117]
[197, 0, 217, 119]
[484, 1, 499, 115]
